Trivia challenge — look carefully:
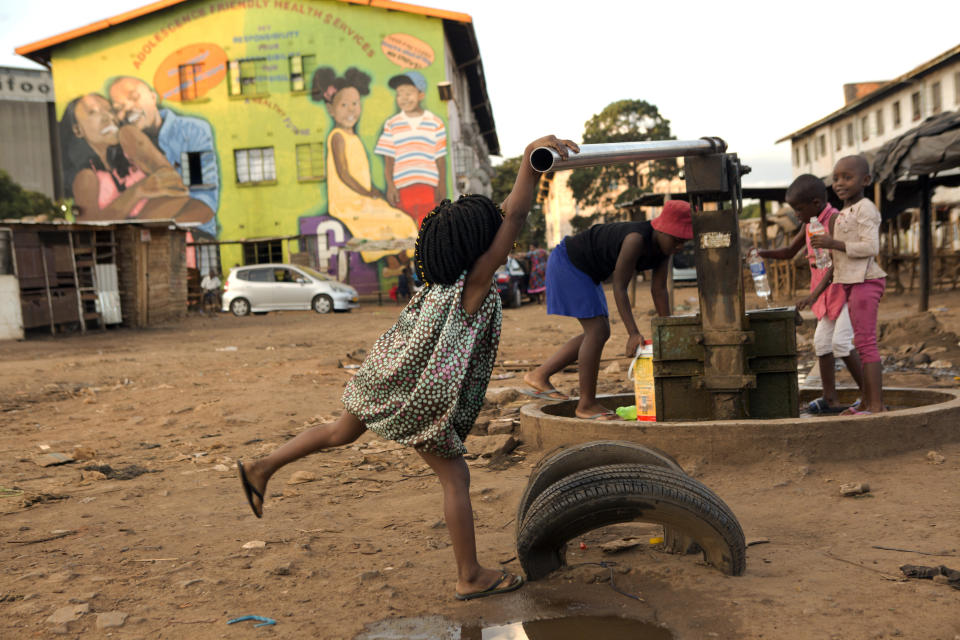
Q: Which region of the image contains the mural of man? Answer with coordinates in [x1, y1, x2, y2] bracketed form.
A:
[107, 76, 219, 232]
[375, 70, 447, 227]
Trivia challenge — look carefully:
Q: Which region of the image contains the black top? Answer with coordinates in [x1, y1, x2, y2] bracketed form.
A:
[564, 221, 667, 284]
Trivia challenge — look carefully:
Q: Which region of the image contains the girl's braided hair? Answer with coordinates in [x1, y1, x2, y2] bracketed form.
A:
[414, 195, 503, 286]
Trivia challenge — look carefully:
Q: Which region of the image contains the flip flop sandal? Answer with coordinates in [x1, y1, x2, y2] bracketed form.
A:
[237, 460, 264, 519]
[455, 571, 525, 601]
[807, 398, 846, 415]
[577, 411, 618, 421]
[519, 388, 570, 401]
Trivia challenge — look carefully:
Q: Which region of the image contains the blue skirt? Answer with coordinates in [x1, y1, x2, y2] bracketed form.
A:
[545, 239, 608, 318]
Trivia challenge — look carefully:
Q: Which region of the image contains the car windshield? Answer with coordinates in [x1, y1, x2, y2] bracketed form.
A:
[296, 266, 332, 281]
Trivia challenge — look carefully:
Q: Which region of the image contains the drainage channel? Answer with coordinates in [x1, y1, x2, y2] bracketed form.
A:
[355, 615, 671, 639]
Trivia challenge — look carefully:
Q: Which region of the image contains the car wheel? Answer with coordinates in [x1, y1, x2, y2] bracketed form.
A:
[508, 282, 522, 308]
[230, 298, 250, 317]
[312, 294, 334, 314]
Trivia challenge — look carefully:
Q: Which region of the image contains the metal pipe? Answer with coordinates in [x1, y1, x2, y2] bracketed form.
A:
[530, 137, 726, 173]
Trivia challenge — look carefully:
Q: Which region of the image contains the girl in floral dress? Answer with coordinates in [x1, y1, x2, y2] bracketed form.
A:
[238, 135, 579, 600]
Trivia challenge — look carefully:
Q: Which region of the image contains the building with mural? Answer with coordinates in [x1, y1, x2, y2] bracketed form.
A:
[17, 0, 499, 293]
[0, 66, 61, 200]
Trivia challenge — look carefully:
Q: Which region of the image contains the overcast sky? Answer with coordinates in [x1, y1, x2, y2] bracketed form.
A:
[3, 0, 958, 185]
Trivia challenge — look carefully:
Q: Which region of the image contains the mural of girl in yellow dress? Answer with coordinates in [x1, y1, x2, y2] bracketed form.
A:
[312, 66, 417, 266]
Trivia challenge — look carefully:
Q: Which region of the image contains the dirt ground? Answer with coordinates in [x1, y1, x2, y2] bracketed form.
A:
[1, 285, 959, 639]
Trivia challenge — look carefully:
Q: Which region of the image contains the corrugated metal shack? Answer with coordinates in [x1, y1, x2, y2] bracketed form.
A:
[0, 220, 189, 337]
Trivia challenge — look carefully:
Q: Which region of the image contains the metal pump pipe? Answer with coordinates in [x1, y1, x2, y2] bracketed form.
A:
[529, 137, 726, 173]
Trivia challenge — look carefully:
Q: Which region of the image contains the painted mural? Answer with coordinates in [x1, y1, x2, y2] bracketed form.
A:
[50, 0, 453, 292]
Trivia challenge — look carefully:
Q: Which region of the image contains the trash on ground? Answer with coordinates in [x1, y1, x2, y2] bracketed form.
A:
[839, 482, 870, 497]
[227, 615, 276, 627]
[33, 452, 74, 467]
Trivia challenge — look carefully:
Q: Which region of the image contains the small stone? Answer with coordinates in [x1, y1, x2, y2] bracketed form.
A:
[487, 418, 516, 435]
[930, 359, 953, 369]
[272, 562, 293, 576]
[80, 470, 107, 482]
[485, 388, 519, 405]
[467, 434, 517, 458]
[839, 482, 870, 497]
[96, 611, 128, 629]
[46, 603, 89, 625]
[602, 361, 620, 374]
[927, 451, 946, 465]
[287, 470, 317, 485]
[72, 446, 97, 461]
[242, 540, 266, 549]
[910, 352, 931, 366]
[932, 575, 951, 585]
[359, 570, 381, 582]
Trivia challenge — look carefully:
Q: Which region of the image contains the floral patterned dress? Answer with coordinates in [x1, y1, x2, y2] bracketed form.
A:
[342, 273, 502, 458]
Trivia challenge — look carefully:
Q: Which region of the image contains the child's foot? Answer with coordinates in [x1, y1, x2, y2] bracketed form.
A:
[522, 372, 568, 400]
[575, 403, 617, 420]
[237, 460, 269, 518]
[455, 568, 524, 601]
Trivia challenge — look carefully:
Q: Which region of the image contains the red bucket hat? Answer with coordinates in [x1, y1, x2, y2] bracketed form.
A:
[651, 200, 693, 240]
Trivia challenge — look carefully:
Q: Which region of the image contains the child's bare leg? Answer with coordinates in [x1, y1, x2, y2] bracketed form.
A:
[819, 354, 839, 406]
[417, 450, 517, 596]
[574, 316, 611, 418]
[524, 334, 583, 397]
[860, 361, 884, 413]
[842, 350, 864, 391]
[241, 413, 365, 510]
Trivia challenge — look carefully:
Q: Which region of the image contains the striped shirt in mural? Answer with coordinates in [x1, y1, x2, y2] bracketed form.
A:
[375, 110, 447, 189]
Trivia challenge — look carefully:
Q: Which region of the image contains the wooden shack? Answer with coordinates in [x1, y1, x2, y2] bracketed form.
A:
[1, 220, 189, 335]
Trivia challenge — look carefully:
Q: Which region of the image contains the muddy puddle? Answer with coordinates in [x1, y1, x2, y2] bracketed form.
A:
[355, 614, 671, 639]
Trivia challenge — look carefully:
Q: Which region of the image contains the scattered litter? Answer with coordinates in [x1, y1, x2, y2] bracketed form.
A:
[242, 540, 266, 549]
[337, 361, 361, 370]
[490, 373, 515, 380]
[648, 536, 664, 545]
[927, 450, 946, 465]
[19, 493, 68, 508]
[600, 537, 645, 554]
[746, 538, 771, 547]
[0, 486, 24, 498]
[33, 452, 74, 467]
[81, 464, 156, 480]
[839, 482, 870, 497]
[215, 346, 238, 352]
[900, 564, 960, 589]
[579, 542, 587, 550]
[227, 615, 276, 627]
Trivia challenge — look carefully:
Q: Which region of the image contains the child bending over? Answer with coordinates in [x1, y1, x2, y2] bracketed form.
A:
[805, 156, 886, 415]
[760, 174, 863, 414]
[523, 200, 692, 419]
[238, 135, 579, 600]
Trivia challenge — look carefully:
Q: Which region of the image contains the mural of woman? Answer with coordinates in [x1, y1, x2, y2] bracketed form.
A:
[312, 67, 417, 267]
[59, 93, 208, 223]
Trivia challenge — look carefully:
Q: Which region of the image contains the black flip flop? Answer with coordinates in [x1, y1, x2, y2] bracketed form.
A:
[237, 460, 264, 519]
[455, 571, 525, 601]
[519, 388, 569, 401]
[807, 398, 846, 415]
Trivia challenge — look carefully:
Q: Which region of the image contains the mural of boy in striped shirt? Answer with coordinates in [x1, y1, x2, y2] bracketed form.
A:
[375, 70, 447, 227]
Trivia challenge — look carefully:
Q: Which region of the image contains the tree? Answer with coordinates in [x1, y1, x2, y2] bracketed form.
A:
[0, 170, 55, 220]
[489, 156, 546, 247]
[568, 99, 678, 216]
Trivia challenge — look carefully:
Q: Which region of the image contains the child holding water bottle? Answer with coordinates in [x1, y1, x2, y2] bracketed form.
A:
[759, 174, 863, 414]
[805, 156, 886, 415]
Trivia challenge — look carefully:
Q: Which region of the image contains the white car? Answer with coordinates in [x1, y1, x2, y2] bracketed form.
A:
[222, 264, 359, 316]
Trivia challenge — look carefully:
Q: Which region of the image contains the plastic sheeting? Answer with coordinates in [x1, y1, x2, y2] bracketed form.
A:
[873, 111, 960, 199]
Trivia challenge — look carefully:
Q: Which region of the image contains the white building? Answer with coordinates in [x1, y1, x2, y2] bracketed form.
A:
[778, 44, 960, 179]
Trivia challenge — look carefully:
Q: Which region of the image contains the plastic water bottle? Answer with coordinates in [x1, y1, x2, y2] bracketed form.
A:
[629, 340, 656, 422]
[807, 218, 832, 269]
[747, 248, 771, 306]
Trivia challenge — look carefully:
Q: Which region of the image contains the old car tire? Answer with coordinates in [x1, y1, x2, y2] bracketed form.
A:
[516, 464, 746, 580]
[515, 441, 684, 538]
[230, 298, 251, 317]
[312, 294, 334, 314]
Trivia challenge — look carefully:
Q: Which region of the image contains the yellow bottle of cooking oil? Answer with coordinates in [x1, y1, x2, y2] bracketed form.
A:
[633, 340, 656, 422]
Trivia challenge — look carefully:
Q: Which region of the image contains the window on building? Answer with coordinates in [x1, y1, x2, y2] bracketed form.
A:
[845, 122, 854, 146]
[178, 63, 203, 101]
[861, 116, 869, 141]
[875, 109, 884, 136]
[295, 142, 324, 181]
[179, 151, 211, 186]
[289, 54, 316, 92]
[931, 81, 942, 113]
[242, 242, 283, 266]
[911, 91, 921, 121]
[834, 127, 842, 151]
[955, 72, 960, 105]
[818, 134, 826, 157]
[803, 142, 810, 164]
[228, 58, 267, 96]
[234, 147, 276, 184]
[892, 101, 901, 128]
[793, 147, 799, 167]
